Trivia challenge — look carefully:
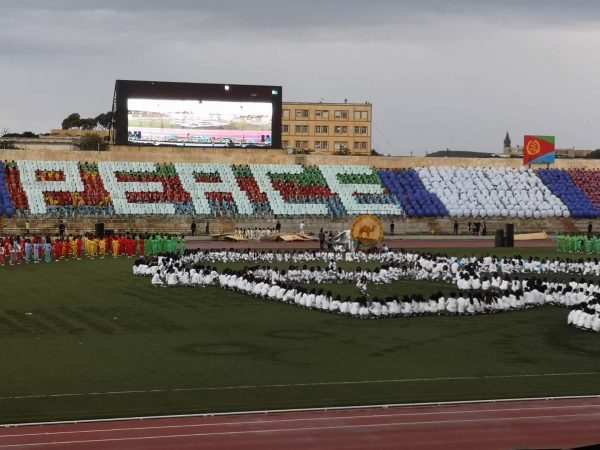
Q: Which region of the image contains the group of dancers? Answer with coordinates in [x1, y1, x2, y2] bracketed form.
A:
[0, 233, 186, 265]
[133, 248, 600, 333]
[556, 234, 600, 254]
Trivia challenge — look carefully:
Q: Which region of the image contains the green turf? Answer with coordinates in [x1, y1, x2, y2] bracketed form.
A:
[0, 251, 599, 424]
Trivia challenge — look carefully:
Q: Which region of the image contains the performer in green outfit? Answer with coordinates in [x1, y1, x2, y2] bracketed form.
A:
[179, 235, 186, 256]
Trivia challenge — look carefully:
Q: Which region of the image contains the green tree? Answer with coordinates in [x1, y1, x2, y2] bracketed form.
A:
[79, 118, 98, 130]
[95, 111, 114, 130]
[0, 140, 16, 149]
[61, 113, 81, 130]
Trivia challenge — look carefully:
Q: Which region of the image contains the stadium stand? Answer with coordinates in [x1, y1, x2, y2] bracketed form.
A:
[537, 169, 600, 219]
[379, 169, 448, 218]
[569, 168, 600, 211]
[0, 161, 15, 217]
[417, 167, 567, 219]
[1, 161, 600, 230]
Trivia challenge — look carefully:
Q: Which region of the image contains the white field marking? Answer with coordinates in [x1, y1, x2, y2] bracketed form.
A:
[1, 412, 600, 448]
[2, 404, 600, 439]
[0, 371, 597, 401]
[3, 394, 600, 429]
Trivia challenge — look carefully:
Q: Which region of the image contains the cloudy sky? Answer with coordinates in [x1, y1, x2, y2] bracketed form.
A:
[1, 0, 599, 154]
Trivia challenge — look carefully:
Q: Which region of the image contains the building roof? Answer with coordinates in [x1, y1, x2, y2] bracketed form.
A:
[427, 150, 499, 158]
[283, 101, 371, 106]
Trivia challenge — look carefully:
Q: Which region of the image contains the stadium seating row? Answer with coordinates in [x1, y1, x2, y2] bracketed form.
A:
[1, 161, 599, 219]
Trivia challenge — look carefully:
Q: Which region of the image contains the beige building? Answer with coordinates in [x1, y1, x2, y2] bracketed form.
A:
[282, 101, 372, 155]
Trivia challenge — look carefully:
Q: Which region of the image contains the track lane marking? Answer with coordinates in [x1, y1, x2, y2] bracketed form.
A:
[2, 404, 600, 439]
[1, 412, 600, 448]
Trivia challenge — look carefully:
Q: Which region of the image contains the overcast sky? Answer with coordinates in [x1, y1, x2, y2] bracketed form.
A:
[1, 0, 599, 155]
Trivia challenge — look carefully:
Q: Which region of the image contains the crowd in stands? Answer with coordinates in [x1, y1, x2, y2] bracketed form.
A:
[2, 161, 599, 220]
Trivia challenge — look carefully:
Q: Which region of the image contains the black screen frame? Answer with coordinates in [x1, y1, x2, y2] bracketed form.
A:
[113, 80, 282, 148]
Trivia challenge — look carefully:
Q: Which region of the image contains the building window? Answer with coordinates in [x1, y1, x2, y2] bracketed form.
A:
[362, 142, 367, 150]
[314, 141, 329, 150]
[315, 125, 329, 134]
[295, 140, 308, 150]
[334, 141, 348, 150]
[354, 126, 368, 135]
[334, 126, 347, 134]
[334, 110, 349, 119]
[282, 125, 289, 133]
[295, 125, 308, 134]
[315, 110, 329, 119]
[283, 109, 290, 119]
[353, 141, 368, 150]
[295, 109, 309, 119]
[283, 140, 289, 148]
[353, 110, 369, 120]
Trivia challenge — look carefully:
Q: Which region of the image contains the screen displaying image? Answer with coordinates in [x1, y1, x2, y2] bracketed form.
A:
[127, 98, 273, 147]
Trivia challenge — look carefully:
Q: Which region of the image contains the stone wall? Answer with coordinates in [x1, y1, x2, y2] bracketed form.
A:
[0, 215, 593, 238]
[1, 146, 599, 169]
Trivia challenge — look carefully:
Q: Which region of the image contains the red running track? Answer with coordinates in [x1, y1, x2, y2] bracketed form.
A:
[187, 238, 554, 250]
[1, 398, 600, 449]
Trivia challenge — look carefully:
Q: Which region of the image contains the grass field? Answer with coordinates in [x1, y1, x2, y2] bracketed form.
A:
[0, 249, 599, 424]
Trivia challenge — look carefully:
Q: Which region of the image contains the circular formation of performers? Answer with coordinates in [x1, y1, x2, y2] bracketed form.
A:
[133, 248, 600, 333]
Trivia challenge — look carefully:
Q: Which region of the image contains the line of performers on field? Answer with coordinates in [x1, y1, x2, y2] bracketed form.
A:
[0, 234, 186, 266]
[133, 249, 600, 332]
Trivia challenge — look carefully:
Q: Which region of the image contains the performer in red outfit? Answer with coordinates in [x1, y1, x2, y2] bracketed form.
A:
[119, 235, 126, 256]
[107, 235, 113, 256]
[127, 237, 135, 257]
[55, 239, 63, 261]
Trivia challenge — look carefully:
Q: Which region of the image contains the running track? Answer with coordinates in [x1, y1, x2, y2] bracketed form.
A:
[2, 398, 599, 449]
[188, 238, 554, 250]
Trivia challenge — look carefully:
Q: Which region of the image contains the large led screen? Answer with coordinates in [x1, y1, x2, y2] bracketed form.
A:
[113, 80, 282, 148]
[128, 99, 273, 147]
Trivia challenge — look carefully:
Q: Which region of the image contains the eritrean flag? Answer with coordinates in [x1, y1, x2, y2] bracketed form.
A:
[523, 135, 555, 165]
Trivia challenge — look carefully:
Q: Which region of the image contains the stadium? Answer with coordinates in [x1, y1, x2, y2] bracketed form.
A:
[0, 79, 599, 450]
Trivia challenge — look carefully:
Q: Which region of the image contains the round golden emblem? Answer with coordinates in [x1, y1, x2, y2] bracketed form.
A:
[526, 139, 541, 156]
[350, 215, 384, 244]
